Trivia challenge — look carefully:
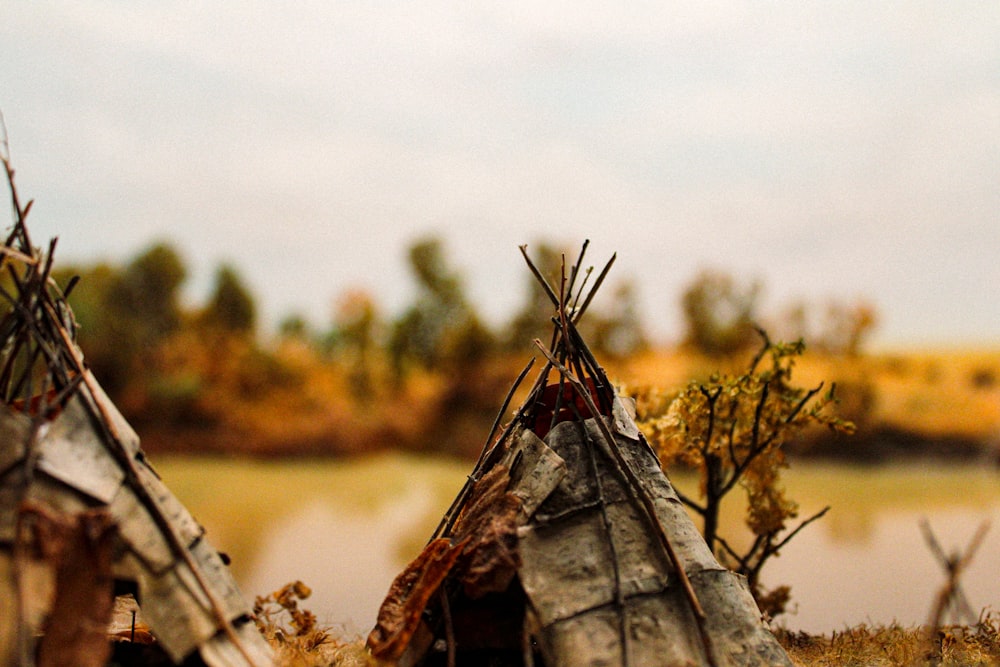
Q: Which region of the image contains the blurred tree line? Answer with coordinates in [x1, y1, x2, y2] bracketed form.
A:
[49, 237, 876, 457]
[680, 269, 877, 358]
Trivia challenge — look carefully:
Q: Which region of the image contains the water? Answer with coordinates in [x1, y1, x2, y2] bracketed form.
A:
[154, 454, 1000, 636]
[764, 506, 999, 632]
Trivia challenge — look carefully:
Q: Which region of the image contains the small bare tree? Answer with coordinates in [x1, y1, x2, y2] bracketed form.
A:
[636, 331, 854, 616]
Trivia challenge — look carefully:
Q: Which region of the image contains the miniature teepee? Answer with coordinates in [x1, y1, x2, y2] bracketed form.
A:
[368, 243, 792, 667]
[0, 156, 272, 666]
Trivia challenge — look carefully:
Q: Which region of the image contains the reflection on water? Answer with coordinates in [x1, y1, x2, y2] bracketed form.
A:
[242, 482, 438, 634]
[156, 455, 1000, 636]
[764, 506, 1000, 633]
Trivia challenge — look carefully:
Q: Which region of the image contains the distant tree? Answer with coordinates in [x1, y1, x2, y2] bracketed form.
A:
[681, 269, 761, 356]
[278, 314, 310, 340]
[202, 264, 256, 335]
[51, 263, 123, 391]
[110, 242, 187, 342]
[389, 236, 493, 374]
[409, 238, 465, 306]
[818, 299, 878, 357]
[41, 242, 189, 403]
[334, 289, 380, 355]
[772, 298, 878, 357]
[332, 288, 382, 397]
[58, 243, 187, 393]
[445, 312, 495, 368]
[51, 262, 117, 344]
[583, 281, 649, 359]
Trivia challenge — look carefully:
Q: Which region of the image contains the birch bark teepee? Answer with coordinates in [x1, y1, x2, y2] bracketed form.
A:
[0, 155, 272, 666]
[368, 243, 793, 666]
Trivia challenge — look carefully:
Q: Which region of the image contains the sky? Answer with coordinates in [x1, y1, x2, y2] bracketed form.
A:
[2, 3, 998, 347]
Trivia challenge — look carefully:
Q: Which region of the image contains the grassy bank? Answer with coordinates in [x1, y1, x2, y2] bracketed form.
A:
[258, 612, 1000, 666]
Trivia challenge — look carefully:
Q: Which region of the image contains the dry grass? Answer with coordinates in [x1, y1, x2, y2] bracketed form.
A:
[270, 639, 374, 667]
[268, 619, 1000, 666]
[779, 613, 1000, 666]
[255, 581, 379, 667]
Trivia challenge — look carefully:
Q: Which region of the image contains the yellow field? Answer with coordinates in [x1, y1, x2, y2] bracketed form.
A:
[611, 346, 1000, 450]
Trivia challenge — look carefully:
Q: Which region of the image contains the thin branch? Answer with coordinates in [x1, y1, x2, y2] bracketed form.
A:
[569, 266, 593, 314]
[784, 382, 824, 425]
[476, 357, 535, 470]
[565, 239, 589, 305]
[922, 519, 991, 631]
[770, 506, 831, 554]
[699, 386, 721, 449]
[572, 252, 615, 323]
[519, 244, 560, 308]
[747, 328, 771, 375]
[714, 534, 750, 572]
[720, 385, 773, 496]
[749, 381, 770, 458]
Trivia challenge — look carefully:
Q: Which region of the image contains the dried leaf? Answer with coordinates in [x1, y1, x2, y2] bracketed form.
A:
[367, 537, 467, 661]
[451, 464, 521, 599]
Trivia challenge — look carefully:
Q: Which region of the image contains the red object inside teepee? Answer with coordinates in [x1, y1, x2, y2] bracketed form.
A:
[531, 377, 606, 438]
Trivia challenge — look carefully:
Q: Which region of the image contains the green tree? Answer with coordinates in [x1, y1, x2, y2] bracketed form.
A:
[60, 243, 186, 394]
[389, 237, 492, 374]
[278, 313, 310, 340]
[680, 269, 761, 356]
[582, 281, 648, 359]
[110, 242, 186, 341]
[203, 264, 256, 335]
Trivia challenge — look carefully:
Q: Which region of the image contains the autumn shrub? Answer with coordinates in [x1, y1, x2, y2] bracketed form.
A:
[254, 581, 376, 667]
[634, 332, 853, 617]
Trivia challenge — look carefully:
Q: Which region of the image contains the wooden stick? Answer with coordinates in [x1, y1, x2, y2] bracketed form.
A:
[572, 252, 616, 323]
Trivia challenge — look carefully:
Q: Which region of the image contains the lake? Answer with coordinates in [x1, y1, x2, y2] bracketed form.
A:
[152, 453, 1000, 637]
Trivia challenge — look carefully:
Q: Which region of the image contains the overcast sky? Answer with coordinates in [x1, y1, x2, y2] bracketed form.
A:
[2, 3, 998, 347]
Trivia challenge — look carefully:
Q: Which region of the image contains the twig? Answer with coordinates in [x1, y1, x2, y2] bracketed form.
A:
[572, 253, 615, 323]
[439, 587, 456, 667]
[519, 245, 560, 308]
[431, 357, 537, 542]
[922, 519, 990, 631]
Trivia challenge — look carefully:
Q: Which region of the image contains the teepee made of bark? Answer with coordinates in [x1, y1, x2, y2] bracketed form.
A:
[367, 243, 793, 667]
[0, 156, 272, 666]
